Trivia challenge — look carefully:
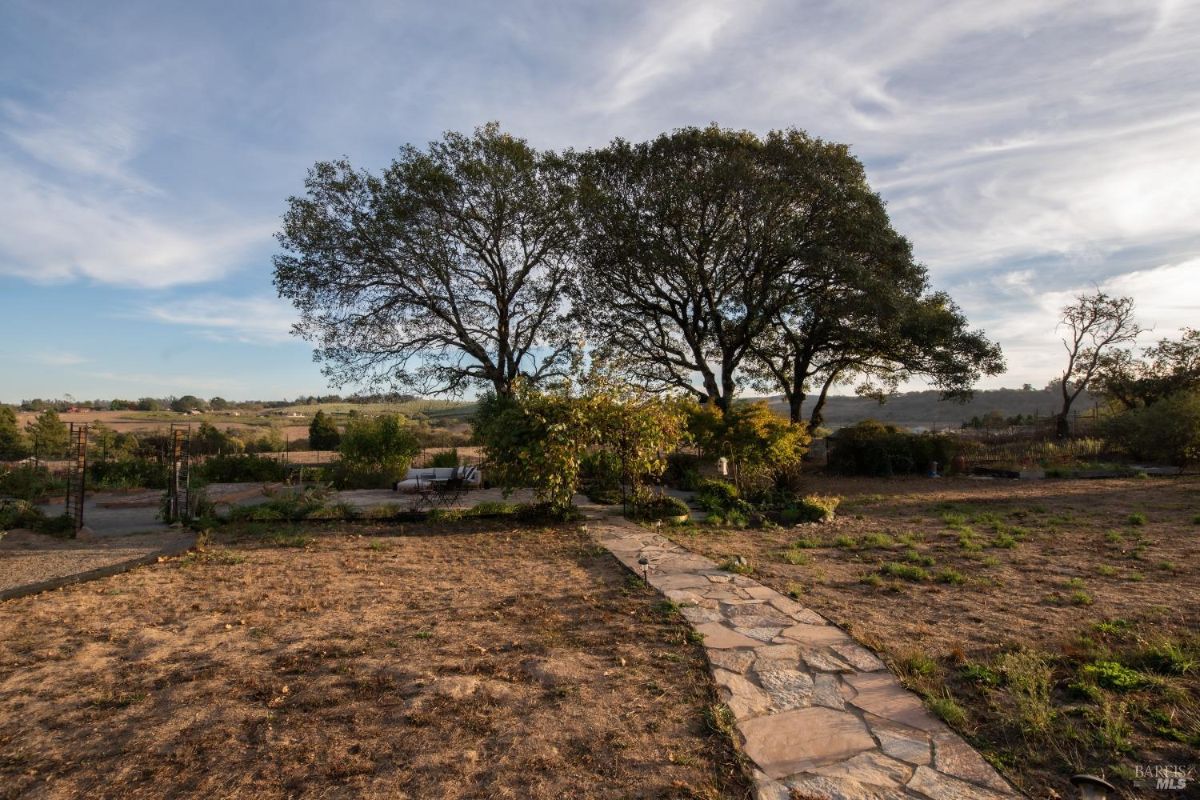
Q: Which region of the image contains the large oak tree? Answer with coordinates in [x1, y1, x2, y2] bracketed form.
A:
[274, 124, 578, 397]
[576, 124, 1000, 419]
[575, 126, 863, 413]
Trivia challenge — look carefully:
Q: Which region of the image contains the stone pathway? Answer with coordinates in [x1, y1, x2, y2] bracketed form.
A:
[590, 517, 1021, 800]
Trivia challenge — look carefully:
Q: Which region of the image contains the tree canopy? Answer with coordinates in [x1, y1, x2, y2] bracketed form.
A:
[575, 125, 1001, 417]
[0, 407, 28, 461]
[308, 410, 341, 450]
[576, 126, 853, 412]
[274, 123, 579, 397]
[25, 408, 68, 458]
[1096, 327, 1200, 410]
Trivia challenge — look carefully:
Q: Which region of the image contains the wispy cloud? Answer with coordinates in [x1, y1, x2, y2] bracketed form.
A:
[139, 295, 298, 345]
[0, 155, 273, 287]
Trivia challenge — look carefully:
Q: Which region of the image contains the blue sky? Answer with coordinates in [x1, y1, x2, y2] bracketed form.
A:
[1, 0, 1198, 402]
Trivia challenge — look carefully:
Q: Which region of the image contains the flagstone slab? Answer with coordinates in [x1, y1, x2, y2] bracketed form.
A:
[753, 643, 801, 662]
[801, 648, 857, 673]
[652, 573, 716, 591]
[812, 750, 913, 787]
[832, 642, 888, 672]
[693, 622, 762, 649]
[680, 605, 723, 625]
[843, 672, 941, 731]
[708, 648, 756, 674]
[867, 718, 933, 766]
[739, 626, 785, 643]
[784, 773, 908, 800]
[753, 664, 815, 711]
[812, 674, 846, 710]
[907, 765, 1015, 800]
[778, 622, 854, 646]
[932, 730, 1012, 792]
[741, 706, 876, 777]
[714, 668, 773, 721]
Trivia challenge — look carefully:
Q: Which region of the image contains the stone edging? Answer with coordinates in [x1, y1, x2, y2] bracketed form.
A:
[0, 536, 196, 602]
[590, 517, 1022, 800]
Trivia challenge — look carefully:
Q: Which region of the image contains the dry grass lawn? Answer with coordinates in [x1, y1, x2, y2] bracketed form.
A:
[670, 475, 1200, 799]
[0, 520, 749, 800]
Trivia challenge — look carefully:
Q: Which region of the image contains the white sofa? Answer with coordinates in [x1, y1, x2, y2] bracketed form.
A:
[393, 465, 482, 494]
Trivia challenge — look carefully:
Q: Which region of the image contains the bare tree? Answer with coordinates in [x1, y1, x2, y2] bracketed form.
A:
[273, 124, 578, 397]
[1056, 290, 1140, 437]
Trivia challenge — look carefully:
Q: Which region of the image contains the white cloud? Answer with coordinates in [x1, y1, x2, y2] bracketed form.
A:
[0, 158, 271, 288]
[139, 295, 299, 345]
[595, 0, 748, 113]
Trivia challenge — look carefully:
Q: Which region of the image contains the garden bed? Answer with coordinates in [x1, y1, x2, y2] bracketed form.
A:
[0, 519, 749, 799]
[664, 475, 1200, 798]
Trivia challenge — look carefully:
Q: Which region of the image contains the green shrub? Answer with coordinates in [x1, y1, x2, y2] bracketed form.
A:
[0, 498, 70, 537]
[719, 555, 753, 575]
[0, 464, 64, 501]
[428, 449, 459, 468]
[1127, 512, 1147, 526]
[1101, 390, 1200, 467]
[1132, 639, 1198, 676]
[197, 454, 290, 484]
[633, 493, 691, 521]
[308, 410, 341, 450]
[1082, 661, 1146, 692]
[469, 501, 520, 516]
[664, 452, 705, 490]
[335, 414, 420, 489]
[960, 663, 1000, 685]
[997, 650, 1055, 732]
[226, 486, 340, 522]
[780, 548, 810, 565]
[685, 401, 810, 487]
[794, 494, 840, 523]
[695, 479, 743, 513]
[89, 458, 168, 490]
[904, 549, 935, 567]
[860, 532, 894, 548]
[828, 420, 959, 476]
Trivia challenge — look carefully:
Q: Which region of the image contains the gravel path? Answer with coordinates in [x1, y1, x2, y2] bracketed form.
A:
[0, 530, 194, 599]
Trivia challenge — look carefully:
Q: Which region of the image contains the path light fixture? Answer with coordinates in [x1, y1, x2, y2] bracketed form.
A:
[1070, 774, 1115, 800]
[637, 556, 650, 582]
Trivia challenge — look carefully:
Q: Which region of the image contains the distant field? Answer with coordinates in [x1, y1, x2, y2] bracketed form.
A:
[14, 400, 477, 438]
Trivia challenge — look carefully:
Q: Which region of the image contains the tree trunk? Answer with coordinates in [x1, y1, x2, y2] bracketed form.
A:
[1055, 413, 1070, 439]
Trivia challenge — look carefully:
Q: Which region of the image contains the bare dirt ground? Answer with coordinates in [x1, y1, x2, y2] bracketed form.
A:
[668, 475, 1200, 798]
[0, 520, 750, 800]
[0, 530, 193, 596]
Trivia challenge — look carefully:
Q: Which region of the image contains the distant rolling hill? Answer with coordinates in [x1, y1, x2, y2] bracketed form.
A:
[752, 387, 1098, 430]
